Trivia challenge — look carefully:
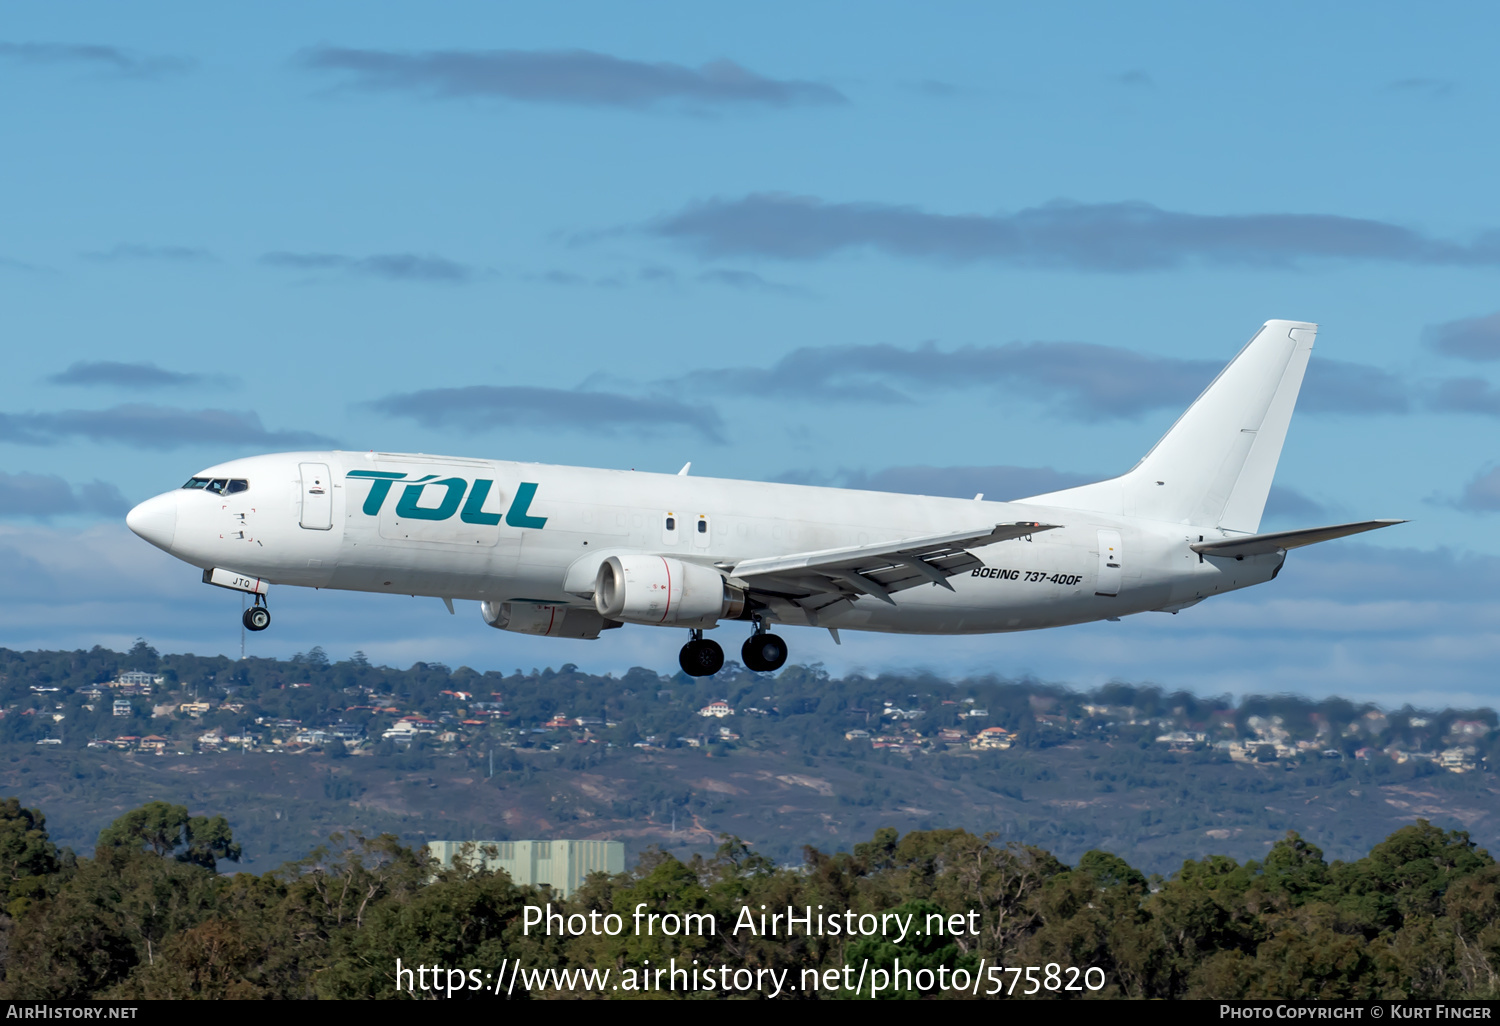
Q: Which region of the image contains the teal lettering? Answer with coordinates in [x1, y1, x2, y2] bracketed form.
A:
[396, 477, 465, 521]
[347, 470, 408, 516]
[505, 482, 548, 529]
[460, 479, 502, 526]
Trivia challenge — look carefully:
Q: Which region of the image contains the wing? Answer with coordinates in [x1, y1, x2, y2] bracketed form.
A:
[728, 522, 1059, 622]
[1190, 519, 1406, 558]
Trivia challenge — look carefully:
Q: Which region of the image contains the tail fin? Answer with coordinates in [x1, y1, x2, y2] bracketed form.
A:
[1021, 319, 1316, 532]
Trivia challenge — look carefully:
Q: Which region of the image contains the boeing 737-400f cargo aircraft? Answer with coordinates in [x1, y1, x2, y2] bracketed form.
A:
[126, 320, 1403, 677]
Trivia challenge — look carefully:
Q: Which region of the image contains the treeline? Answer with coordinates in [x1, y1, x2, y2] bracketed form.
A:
[1, 798, 1498, 999]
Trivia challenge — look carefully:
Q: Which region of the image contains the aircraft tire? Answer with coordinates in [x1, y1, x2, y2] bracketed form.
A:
[679, 638, 724, 677]
[243, 606, 271, 632]
[741, 633, 788, 673]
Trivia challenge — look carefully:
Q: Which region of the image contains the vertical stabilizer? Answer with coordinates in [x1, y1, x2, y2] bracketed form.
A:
[1020, 320, 1316, 533]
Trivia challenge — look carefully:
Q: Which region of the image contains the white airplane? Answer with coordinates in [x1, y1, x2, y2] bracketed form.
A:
[126, 320, 1402, 676]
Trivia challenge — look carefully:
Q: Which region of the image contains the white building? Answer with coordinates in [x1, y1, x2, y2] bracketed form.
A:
[427, 839, 626, 898]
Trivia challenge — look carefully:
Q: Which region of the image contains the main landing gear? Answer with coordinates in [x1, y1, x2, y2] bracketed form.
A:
[678, 622, 791, 678]
[742, 623, 788, 673]
[242, 595, 271, 632]
[679, 629, 724, 677]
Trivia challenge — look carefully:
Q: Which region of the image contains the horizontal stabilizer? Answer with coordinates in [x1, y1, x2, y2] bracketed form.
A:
[1190, 519, 1407, 558]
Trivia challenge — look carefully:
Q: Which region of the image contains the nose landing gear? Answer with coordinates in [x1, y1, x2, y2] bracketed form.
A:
[741, 622, 788, 673]
[242, 595, 271, 632]
[678, 629, 724, 677]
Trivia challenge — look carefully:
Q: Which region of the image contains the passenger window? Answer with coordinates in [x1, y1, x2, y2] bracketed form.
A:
[665, 517, 675, 531]
[697, 520, 707, 533]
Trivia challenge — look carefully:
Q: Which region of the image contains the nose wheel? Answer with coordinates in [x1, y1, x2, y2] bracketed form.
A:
[742, 630, 788, 673]
[679, 630, 724, 677]
[242, 597, 270, 632]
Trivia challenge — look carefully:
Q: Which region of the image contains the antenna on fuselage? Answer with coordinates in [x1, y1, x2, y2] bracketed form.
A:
[677, 462, 691, 476]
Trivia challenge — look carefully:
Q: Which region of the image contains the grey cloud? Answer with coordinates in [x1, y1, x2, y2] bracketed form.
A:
[47, 361, 218, 390]
[777, 464, 1095, 500]
[0, 405, 334, 450]
[261, 251, 476, 283]
[668, 338, 1418, 421]
[368, 385, 725, 443]
[671, 340, 1219, 419]
[1261, 486, 1329, 522]
[1299, 359, 1411, 414]
[297, 46, 845, 110]
[696, 268, 807, 296]
[1424, 311, 1500, 361]
[0, 42, 190, 78]
[82, 244, 215, 263]
[648, 193, 1500, 271]
[1, 256, 46, 273]
[1428, 377, 1500, 417]
[0, 472, 128, 518]
[1456, 467, 1500, 513]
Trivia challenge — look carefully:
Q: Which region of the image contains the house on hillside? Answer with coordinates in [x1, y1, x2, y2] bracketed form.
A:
[698, 701, 734, 718]
[971, 726, 1013, 750]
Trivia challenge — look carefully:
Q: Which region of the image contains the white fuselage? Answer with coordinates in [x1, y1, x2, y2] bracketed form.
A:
[126, 450, 1282, 637]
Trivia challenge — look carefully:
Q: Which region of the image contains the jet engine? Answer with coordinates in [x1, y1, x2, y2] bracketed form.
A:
[481, 600, 619, 639]
[593, 554, 745, 628]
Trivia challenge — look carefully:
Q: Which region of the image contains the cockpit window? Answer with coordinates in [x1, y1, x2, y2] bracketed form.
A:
[181, 477, 249, 495]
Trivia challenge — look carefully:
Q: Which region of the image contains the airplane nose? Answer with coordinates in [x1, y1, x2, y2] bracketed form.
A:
[126, 492, 177, 552]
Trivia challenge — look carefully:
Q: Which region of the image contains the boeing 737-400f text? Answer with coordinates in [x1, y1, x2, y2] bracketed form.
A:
[126, 320, 1403, 676]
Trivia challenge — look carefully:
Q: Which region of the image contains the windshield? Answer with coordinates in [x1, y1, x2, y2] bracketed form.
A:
[181, 477, 248, 495]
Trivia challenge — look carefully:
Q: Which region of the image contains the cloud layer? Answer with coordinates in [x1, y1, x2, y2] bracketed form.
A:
[298, 47, 845, 110]
[47, 361, 215, 390]
[0, 405, 334, 450]
[1429, 378, 1500, 417]
[261, 251, 475, 283]
[0, 42, 189, 78]
[649, 194, 1500, 271]
[368, 385, 725, 443]
[1425, 311, 1500, 362]
[81, 244, 215, 263]
[1456, 467, 1500, 513]
[666, 340, 1420, 421]
[0, 472, 128, 519]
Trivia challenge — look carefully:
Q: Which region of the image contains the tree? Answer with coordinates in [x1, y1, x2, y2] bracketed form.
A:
[96, 802, 242, 871]
[0, 798, 60, 914]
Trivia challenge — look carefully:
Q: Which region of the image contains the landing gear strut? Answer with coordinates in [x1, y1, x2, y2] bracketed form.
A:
[679, 629, 724, 677]
[742, 621, 788, 673]
[242, 594, 270, 632]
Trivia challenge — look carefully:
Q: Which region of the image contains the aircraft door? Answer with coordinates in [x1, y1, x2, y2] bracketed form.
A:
[299, 463, 333, 530]
[1096, 529, 1122, 596]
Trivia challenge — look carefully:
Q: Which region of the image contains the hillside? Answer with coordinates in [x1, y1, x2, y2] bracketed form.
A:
[2, 643, 1497, 875]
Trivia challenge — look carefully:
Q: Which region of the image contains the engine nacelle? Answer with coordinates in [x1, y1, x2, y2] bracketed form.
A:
[593, 555, 745, 627]
[481, 600, 618, 639]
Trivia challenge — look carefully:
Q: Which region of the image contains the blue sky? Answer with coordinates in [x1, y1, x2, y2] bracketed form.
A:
[2, 2, 1497, 706]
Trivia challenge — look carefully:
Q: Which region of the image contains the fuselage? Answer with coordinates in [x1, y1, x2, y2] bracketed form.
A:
[125, 450, 1282, 637]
